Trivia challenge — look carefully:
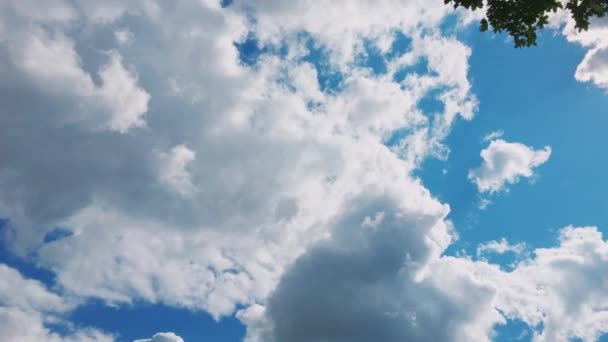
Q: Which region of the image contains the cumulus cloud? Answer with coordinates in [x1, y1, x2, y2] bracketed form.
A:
[134, 332, 184, 342]
[97, 52, 150, 132]
[434, 226, 608, 342]
[576, 44, 608, 90]
[469, 139, 552, 193]
[242, 225, 608, 342]
[566, 17, 608, 90]
[0, 0, 478, 318]
[242, 192, 502, 342]
[3, 29, 149, 133]
[549, 14, 608, 91]
[1, 1, 607, 342]
[507, 226, 608, 341]
[0, 264, 65, 312]
[0, 264, 113, 342]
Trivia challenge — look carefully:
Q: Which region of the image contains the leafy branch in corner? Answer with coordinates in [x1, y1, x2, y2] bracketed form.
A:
[445, 0, 608, 47]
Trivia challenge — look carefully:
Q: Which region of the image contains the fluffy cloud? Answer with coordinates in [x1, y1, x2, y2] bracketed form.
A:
[134, 332, 184, 342]
[566, 17, 608, 91]
[502, 226, 608, 341]
[550, 13, 608, 91]
[0, 1, 607, 342]
[469, 139, 552, 193]
[0, 264, 66, 312]
[3, 29, 149, 133]
[576, 44, 608, 90]
[241, 191, 502, 342]
[476, 238, 526, 257]
[1, 0, 478, 317]
[0, 264, 113, 342]
[434, 226, 608, 342]
[242, 225, 608, 342]
[158, 145, 198, 196]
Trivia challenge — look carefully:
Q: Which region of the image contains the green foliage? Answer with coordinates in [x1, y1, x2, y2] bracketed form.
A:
[445, 0, 608, 47]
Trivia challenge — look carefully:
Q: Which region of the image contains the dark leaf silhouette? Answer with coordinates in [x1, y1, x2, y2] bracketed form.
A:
[446, 0, 608, 47]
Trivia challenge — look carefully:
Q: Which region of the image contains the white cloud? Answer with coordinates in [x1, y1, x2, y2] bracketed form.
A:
[483, 130, 504, 142]
[114, 29, 134, 46]
[97, 51, 150, 132]
[158, 145, 197, 196]
[433, 226, 608, 342]
[550, 14, 608, 91]
[566, 17, 608, 91]
[134, 332, 184, 342]
[0, 309, 113, 342]
[469, 139, 552, 193]
[245, 225, 608, 342]
[575, 44, 608, 90]
[0, 0, 486, 336]
[0, 264, 113, 342]
[510, 226, 608, 341]
[0, 264, 66, 312]
[476, 238, 526, 257]
[241, 191, 502, 342]
[1, 1, 607, 342]
[6, 29, 149, 133]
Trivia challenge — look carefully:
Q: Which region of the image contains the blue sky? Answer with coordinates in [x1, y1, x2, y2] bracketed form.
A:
[435, 28, 608, 251]
[436, 22, 608, 342]
[1, 1, 608, 342]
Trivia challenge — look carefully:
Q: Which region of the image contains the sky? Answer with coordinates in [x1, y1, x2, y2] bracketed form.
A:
[1, 1, 608, 341]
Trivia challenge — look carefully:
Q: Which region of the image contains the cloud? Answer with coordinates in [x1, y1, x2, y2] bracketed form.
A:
[550, 14, 608, 91]
[4, 29, 149, 133]
[483, 130, 504, 142]
[243, 224, 608, 342]
[575, 44, 608, 90]
[508, 226, 608, 341]
[1, 1, 607, 342]
[114, 29, 134, 46]
[469, 139, 552, 193]
[97, 52, 150, 133]
[565, 17, 608, 91]
[0, 264, 113, 342]
[0, 264, 66, 312]
[476, 238, 526, 257]
[158, 145, 198, 196]
[2, 0, 77, 22]
[0, 0, 479, 320]
[434, 226, 608, 342]
[134, 332, 184, 342]
[242, 192, 502, 342]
